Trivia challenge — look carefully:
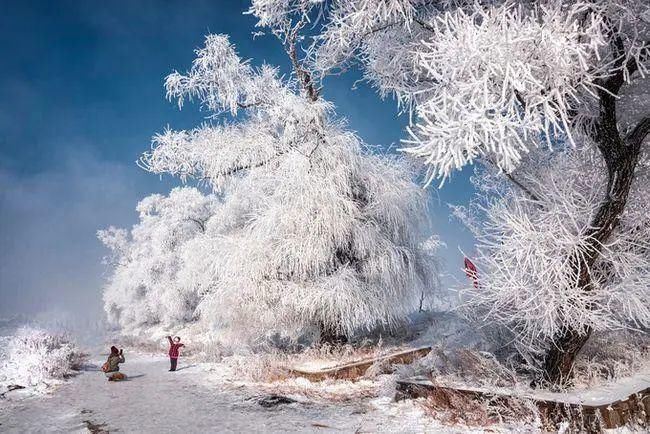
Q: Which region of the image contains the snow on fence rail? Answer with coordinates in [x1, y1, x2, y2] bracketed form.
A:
[289, 346, 432, 381]
[395, 376, 650, 432]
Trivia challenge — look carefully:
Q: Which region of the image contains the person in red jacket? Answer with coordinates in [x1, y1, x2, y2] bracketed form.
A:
[166, 335, 185, 372]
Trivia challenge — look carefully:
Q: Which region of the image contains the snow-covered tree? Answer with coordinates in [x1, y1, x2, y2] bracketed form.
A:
[99, 187, 220, 331]
[288, 0, 650, 383]
[101, 9, 440, 342]
[452, 139, 650, 369]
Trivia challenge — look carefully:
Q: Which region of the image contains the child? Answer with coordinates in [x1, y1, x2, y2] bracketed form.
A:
[167, 335, 185, 371]
[103, 346, 126, 381]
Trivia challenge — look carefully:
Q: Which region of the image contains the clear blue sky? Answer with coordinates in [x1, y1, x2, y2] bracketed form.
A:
[0, 0, 476, 320]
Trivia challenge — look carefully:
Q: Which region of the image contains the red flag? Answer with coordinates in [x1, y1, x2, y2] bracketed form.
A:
[464, 257, 479, 289]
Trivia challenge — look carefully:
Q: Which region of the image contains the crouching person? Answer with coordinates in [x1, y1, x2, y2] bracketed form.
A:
[102, 346, 126, 381]
[167, 335, 184, 371]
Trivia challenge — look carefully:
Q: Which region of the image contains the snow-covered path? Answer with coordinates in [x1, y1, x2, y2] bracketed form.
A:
[0, 352, 455, 433]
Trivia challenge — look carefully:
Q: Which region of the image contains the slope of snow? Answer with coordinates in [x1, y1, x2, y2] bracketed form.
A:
[532, 371, 650, 406]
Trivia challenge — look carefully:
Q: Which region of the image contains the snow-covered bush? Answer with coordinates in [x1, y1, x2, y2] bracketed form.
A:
[0, 326, 83, 393]
[101, 31, 440, 343]
[571, 330, 650, 388]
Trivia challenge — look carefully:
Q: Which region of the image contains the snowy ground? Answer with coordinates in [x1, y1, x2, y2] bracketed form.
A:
[2, 316, 644, 433]
[0, 351, 477, 433]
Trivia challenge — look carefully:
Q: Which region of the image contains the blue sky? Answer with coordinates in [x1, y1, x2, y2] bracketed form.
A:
[0, 1, 476, 319]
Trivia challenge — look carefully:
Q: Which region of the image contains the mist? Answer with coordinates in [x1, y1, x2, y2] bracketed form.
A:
[0, 0, 477, 335]
[0, 151, 165, 326]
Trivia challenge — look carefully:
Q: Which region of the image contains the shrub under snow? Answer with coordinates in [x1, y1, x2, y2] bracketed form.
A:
[0, 326, 83, 393]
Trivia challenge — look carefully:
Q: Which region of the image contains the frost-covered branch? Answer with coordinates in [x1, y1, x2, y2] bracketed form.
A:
[305, 0, 650, 381]
[103, 20, 442, 343]
[483, 156, 542, 204]
[311, 1, 650, 186]
[457, 142, 650, 361]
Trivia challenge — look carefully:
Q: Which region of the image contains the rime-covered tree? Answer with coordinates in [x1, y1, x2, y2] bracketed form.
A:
[287, 0, 650, 383]
[100, 7, 440, 342]
[451, 140, 650, 374]
[98, 187, 219, 331]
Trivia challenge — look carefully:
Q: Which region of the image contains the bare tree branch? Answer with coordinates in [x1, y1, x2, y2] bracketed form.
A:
[483, 156, 543, 203]
[503, 171, 542, 203]
[413, 16, 435, 33]
[199, 151, 287, 183]
[283, 18, 319, 101]
[625, 117, 650, 149]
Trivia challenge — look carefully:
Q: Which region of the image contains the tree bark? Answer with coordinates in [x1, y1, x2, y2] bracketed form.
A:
[541, 26, 650, 383]
[318, 322, 348, 345]
[542, 81, 649, 385]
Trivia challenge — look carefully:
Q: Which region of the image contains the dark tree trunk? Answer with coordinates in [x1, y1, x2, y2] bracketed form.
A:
[543, 326, 594, 385]
[541, 41, 650, 383]
[319, 322, 348, 345]
[543, 134, 643, 383]
[543, 142, 641, 383]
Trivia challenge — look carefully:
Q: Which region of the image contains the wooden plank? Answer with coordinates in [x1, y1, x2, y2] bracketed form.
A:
[289, 346, 432, 381]
[395, 377, 650, 432]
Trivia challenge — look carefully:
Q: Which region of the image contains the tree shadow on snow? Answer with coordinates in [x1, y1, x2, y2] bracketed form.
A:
[81, 364, 102, 372]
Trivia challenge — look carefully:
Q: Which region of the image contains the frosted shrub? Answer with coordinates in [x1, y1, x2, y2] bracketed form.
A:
[0, 327, 83, 393]
[571, 330, 650, 388]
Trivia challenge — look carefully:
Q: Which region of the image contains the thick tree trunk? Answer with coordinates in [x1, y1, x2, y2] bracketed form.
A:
[543, 127, 643, 384]
[543, 264, 594, 385]
[541, 77, 649, 384]
[543, 326, 594, 385]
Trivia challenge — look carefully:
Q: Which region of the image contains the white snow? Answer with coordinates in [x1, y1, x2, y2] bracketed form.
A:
[0, 351, 470, 433]
[532, 372, 650, 407]
[401, 369, 650, 407]
[291, 359, 341, 372]
[0, 326, 83, 395]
